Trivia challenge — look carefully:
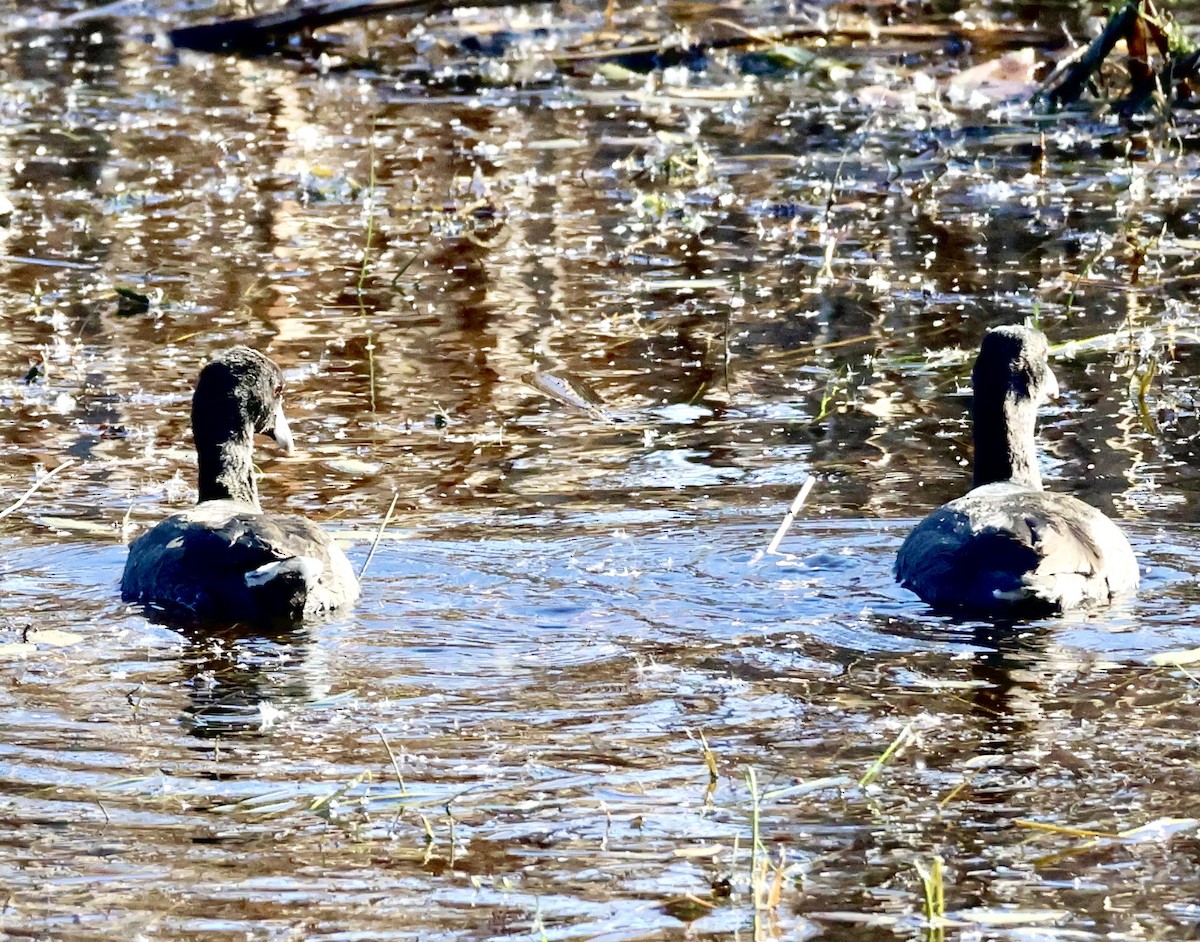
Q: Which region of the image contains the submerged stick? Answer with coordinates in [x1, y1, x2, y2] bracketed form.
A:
[0, 459, 75, 521]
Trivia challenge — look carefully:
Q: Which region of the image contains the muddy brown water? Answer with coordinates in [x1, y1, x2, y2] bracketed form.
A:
[3, 1, 1200, 939]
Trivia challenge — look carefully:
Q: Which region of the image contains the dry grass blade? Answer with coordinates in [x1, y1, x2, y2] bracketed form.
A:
[359, 491, 400, 579]
[1014, 819, 1118, 839]
[765, 475, 816, 557]
[377, 725, 409, 796]
[859, 719, 918, 787]
[0, 459, 75, 521]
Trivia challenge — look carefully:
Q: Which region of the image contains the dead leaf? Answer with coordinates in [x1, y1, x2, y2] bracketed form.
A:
[947, 48, 1040, 104]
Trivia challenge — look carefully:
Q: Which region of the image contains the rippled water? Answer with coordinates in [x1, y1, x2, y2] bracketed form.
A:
[4, 0, 1200, 938]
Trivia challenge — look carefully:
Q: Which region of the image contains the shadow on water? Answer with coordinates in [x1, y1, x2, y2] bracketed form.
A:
[171, 625, 329, 739]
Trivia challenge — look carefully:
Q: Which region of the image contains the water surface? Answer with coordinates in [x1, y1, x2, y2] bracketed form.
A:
[2, 0, 1200, 938]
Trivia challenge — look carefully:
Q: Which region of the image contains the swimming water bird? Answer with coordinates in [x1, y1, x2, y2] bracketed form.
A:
[121, 347, 360, 625]
[895, 325, 1138, 616]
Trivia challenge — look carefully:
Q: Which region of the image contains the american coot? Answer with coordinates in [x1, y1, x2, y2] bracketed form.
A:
[121, 347, 360, 625]
[895, 325, 1139, 616]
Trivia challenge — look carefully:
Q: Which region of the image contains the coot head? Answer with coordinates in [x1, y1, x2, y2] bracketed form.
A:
[193, 347, 294, 507]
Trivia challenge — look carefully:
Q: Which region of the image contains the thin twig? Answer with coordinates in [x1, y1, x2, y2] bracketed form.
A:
[0, 460, 75, 520]
[389, 251, 421, 288]
[707, 16, 780, 46]
[359, 491, 399, 579]
[357, 129, 377, 298]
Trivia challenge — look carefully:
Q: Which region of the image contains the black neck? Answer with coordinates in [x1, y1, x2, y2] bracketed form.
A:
[973, 392, 1042, 489]
[196, 432, 259, 507]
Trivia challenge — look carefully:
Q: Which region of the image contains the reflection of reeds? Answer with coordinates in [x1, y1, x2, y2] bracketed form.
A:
[358, 125, 378, 413]
[374, 724, 437, 843]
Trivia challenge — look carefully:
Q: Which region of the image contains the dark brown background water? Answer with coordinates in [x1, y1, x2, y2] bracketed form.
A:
[3, 1, 1200, 939]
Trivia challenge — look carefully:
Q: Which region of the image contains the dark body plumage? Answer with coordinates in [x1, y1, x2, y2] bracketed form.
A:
[121, 348, 359, 625]
[895, 326, 1138, 616]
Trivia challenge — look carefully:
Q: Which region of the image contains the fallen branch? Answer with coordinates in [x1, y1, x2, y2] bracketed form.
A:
[1040, 0, 1140, 108]
[1039, 0, 1200, 113]
[169, 0, 557, 54]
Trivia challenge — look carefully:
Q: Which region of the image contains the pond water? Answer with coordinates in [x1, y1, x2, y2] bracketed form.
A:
[3, 1, 1200, 939]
